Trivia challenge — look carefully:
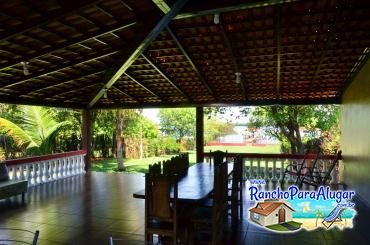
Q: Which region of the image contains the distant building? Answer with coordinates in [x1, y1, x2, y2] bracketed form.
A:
[249, 201, 295, 226]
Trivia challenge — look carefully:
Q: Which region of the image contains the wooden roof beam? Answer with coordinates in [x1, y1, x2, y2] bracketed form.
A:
[123, 72, 164, 101]
[27, 70, 108, 95]
[0, 49, 119, 90]
[166, 27, 216, 99]
[141, 53, 191, 101]
[219, 15, 247, 99]
[88, 0, 190, 108]
[110, 85, 141, 102]
[1, 0, 104, 41]
[0, 20, 136, 71]
[175, 0, 303, 19]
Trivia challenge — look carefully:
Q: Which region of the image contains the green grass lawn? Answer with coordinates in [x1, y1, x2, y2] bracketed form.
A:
[92, 145, 280, 173]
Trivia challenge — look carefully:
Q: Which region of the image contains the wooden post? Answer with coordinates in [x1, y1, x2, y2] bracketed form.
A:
[196, 106, 204, 163]
[82, 109, 92, 171]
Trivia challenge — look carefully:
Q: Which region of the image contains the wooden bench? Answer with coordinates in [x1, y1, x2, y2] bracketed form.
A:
[0, 162, 28, 202]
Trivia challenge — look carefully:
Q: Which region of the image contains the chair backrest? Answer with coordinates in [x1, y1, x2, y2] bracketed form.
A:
[322, 150, 342, 182]
[232, 155, 243, 188]
[299, 149, 322, 175]
[148, 162, 161, 175]
[211, 150, 227, 165]
[145, 174, 178, 220]
[212, 161, 228, 244]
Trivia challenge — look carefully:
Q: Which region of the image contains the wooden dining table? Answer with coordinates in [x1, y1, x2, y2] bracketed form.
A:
[132, 162, 233, 202]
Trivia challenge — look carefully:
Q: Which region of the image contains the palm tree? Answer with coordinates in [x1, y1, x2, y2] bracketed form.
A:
[315, 209, 324, 227]
[0, 106, 67, 155]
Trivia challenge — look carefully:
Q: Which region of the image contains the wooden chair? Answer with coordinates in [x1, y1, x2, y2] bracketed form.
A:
[148, 162, 162, 175]
[210, 150, 227, 165]
[281, 150, 321, 186]
[229, 155, 244, 227]
[190, 161, 228, 244]
[145, 174, 178, 244]
[300, 150, 342, 187]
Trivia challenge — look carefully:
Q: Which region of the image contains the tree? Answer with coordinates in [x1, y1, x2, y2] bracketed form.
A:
[159, 108, 195, 142]
[116, 110, 124, 171]
[247, 105, 339, 154]
[204, 118, 235, 145]
[0, 106, 67, 155]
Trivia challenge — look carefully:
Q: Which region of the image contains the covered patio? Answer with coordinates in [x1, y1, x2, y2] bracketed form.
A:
[1, 0, 370, 244]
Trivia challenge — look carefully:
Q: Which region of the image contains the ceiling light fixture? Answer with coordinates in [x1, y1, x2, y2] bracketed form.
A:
[214, 13, 220, 25]
[235, 72, 241, 84]
[21, 61, 29, 76]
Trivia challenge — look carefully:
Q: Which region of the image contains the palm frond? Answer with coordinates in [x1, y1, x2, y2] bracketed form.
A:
[0, 118, 37, 148]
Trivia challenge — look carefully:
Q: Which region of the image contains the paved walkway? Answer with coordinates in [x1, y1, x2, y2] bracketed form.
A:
[280, 222, 300, 231]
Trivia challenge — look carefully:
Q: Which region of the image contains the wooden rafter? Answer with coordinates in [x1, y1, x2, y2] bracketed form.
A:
[88, 0, 190, 108]
[0, 49, 119, 90]
[27, 70, 107, 95]
[0, 20, 136, 71]
[166, 27, 215, 99]
[1, 0, 104, 41]
[276, 6, 282, 96]
[93, 97, 341, 109]
[110, 85, 140, 102]
[175, 0, 303, 19]
[141, 54, 190, 101]
[219, 15, 247, 99]
[124, 72, 164, 101]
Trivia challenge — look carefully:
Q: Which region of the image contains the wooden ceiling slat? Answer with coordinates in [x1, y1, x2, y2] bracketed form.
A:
[141, 53, 190, 100]
[219, 15, 247, 99]
[0, 49, 119, 89]
[1, 0, 103, 41]
[88, 0, 190, 108]
[166, 26, 216, 99]
[175, 0, 303, 20]
[123, 72, 164, 101]
[0, 20, 136, 71]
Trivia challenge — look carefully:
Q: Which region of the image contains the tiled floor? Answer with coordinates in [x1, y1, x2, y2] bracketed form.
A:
[1, 172, 369, 244]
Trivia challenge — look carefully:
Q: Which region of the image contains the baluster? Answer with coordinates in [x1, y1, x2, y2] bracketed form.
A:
[82, 155, 86, 173]
[26, 165, 31, 186]
[279, 160, 285, 182]
[257, 159, 261, 179]
[71, 156, 76, 176]
[69, 157, 74, 176]
[74, 156, 79, 175]
[322, 160, 327, 179]
[58, 158, 63, 178]
[264, 159, 269, 181]
[32, 163, 37, 185]
[43, 161, 48, 182]
[64, 158, 68, 177]
[288, 159, 295, 183]
[330, 159, 337, 185]
[38, 161, 44, 184]
[12, 166, 17, 180]
[20, 165, 25, 180]
[49, 160, 54, 181]
[249, 159, 254, 179]
[272, 160, 277, 182]
[77, 155, 82, 174]
[54, 159, 59, 180]
[63, 157, 68, 177]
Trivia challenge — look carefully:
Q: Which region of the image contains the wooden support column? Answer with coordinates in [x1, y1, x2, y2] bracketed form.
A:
[82, 109, 92, 171]
[196, 106, 204, 163]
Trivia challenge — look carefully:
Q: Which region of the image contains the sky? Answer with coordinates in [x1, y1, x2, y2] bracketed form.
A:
[142, 107, 250, 125]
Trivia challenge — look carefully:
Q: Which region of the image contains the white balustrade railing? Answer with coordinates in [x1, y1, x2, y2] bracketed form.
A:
[5, 150, 86, 187]
[204, 152, 340, 184]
